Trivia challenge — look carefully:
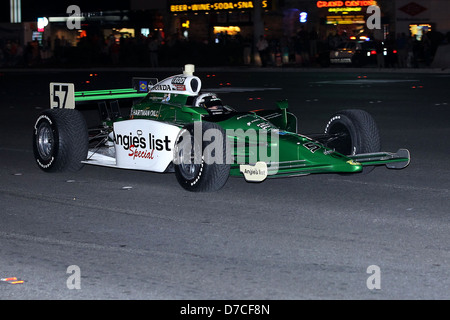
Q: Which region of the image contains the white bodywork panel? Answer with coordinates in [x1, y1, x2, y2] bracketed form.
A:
[83, 119, 181, 173]
[50, 83, 75, 109]
[149, 74, 201, 96]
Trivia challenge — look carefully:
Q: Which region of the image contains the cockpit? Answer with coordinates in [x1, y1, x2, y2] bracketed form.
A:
[194, 93, 225, 115]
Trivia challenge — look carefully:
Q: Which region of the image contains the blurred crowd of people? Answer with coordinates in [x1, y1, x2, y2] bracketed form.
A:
[1, 28, 449, 69]
[0, 39, 48, 67]
[255, 27, 450, 69]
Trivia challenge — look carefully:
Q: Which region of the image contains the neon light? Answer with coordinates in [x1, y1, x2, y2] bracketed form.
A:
[299, 12, 308, 23]
[182, 20, 190, 28]
[214, 26, 241, 36]
[317, 1, 376, 8]
[37, 17, 49, 32]
[328, 7, 362, 13]
[170, 1, 269, 13]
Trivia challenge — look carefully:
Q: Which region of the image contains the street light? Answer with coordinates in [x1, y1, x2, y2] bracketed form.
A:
[10, 0, 21, 23]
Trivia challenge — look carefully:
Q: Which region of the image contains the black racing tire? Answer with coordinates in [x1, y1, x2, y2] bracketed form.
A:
[324, 109, 380, 174]
[174, 122, 230, 192]
[33, 109, 88, 172]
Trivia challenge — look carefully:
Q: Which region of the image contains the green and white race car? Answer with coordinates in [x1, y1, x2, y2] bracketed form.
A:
[33, 65, 410, 192]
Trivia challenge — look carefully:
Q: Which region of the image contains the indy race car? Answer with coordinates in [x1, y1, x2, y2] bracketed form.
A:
[33, 64, 410, 192]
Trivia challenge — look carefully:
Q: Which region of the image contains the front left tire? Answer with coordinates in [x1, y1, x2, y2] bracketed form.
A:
[173, 122, 230, 192]
[33, 109, 88, 172]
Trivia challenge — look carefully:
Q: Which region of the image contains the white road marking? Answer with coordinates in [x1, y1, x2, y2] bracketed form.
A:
[311, 79, 420, 85]
[203, 87, 281, 93]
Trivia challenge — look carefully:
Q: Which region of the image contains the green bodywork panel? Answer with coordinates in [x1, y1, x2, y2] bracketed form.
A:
[75, 87, 409, 179]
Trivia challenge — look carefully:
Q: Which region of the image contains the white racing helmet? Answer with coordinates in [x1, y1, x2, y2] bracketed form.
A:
[194, 93, 224, 114]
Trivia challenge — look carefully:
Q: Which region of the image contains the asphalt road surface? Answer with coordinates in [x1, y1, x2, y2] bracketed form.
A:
[0, 67, 449, 301]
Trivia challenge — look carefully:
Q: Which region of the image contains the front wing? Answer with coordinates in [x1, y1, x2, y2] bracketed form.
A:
[235, 149, 410, 182]
[349, 149, 410, 169]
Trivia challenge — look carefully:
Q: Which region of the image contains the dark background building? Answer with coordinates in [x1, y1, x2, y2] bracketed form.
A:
[1, 0, 449, 68]
[20, 0, 130, 21]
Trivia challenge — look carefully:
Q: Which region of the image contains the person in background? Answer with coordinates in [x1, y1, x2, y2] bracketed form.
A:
[148, 36, 159, 68]
[396, 33, 408, 68]
[256, 35, 269, 67]
[375, 40, 385, 68]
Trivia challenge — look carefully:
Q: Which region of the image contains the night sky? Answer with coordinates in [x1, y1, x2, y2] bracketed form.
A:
[2, 0, 131, 22]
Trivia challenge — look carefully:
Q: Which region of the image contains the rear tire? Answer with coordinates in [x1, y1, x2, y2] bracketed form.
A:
[324, 109, 380, 173]
[33, 109, 88, 172]
[174, 122, 230, 192]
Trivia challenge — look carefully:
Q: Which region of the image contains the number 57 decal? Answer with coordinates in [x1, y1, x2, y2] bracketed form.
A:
[50, 83, 75, 109]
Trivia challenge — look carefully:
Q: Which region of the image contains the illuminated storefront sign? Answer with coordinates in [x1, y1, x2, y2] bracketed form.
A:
[299, 12, 308, 23]
[410, 24, 431, 40]
[317, 1, 377, 8]
[37, 17, 49, 32]
[328, 7, 362, 13]
[170, 1, 270, 13]
[327, 15, 365, 24]
[214, 26, 241, 35]
[316, 0, 378, 25]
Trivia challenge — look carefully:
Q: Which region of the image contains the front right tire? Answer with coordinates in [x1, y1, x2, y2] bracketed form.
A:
[324, 109, 381, 173]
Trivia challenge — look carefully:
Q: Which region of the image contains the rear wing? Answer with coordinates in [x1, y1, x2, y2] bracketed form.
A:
[49, 77, 158, 109]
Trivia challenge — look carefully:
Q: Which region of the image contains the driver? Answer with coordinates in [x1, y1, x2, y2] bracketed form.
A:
[195, 93, 224, 115]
